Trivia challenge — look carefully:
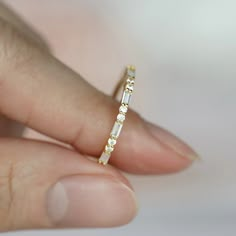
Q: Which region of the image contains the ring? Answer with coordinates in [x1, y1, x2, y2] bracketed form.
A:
[98, 65, 136, 165]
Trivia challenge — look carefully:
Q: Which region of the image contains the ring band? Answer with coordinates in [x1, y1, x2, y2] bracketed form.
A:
[98, 65, 136, 165]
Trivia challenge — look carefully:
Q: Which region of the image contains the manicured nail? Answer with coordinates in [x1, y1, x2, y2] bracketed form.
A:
[145, 122, 199, 161]
[47, 175, 137, 227]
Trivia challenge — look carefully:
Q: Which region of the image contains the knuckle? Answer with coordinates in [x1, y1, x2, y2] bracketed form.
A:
[0, 17, 37, 79]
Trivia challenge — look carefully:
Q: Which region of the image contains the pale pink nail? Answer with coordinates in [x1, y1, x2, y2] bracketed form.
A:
[47, 175, 137, 228]
[145, 122, 199, 161]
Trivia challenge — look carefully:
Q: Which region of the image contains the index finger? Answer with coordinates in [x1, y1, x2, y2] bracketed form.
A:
[0, 18, 198, 174]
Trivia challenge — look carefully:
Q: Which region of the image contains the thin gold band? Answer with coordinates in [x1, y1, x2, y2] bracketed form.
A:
[98, 65, 136, 165]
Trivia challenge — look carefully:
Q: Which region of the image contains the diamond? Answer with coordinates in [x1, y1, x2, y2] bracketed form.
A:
[110, 122, 123, 138]
[119, 105, 128, 113]
[121, 91, 131, 105]
[127, 69, 135, 78]
[108, 138, 116, 146]
[127, 78, 135, 84]
[117, 113, 125, 122]
[99, 65, 136, 165]
[125, 83, 134, 91]
[105, 145, 114, 153]
[99, 152, 110, 165]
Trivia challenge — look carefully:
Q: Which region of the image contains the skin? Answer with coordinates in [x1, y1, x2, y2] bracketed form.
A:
[0, 2, 198, 232]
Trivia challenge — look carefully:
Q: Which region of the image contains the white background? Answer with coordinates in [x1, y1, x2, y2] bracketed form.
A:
[4, 0, 236, 235]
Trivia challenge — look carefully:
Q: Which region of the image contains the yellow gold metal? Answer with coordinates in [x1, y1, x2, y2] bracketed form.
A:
[98, 160, 106, 165]
[98, 65, 136, 165]
[112, 65, 135, 99]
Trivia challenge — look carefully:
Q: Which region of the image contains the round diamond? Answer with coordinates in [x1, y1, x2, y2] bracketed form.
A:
[117, 113, 125, 122]
[119, 105, 128, 113]
[127, 78, 135, 84]
[125, 83, 134, 91]
[105, 145, 114, 153]
[108, 138, 116, 146]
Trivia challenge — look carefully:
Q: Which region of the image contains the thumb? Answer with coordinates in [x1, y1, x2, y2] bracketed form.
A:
[0, 138, 137, 231]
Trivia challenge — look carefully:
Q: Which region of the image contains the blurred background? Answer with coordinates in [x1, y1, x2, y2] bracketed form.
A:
[4, 0, 236, 235]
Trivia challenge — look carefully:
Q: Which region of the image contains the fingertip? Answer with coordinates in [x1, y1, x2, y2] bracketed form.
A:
[110, 113, 197, 174]
[47, 175, 138, 228]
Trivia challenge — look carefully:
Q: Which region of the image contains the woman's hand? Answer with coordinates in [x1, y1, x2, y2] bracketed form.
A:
[0, 2, 198, 231]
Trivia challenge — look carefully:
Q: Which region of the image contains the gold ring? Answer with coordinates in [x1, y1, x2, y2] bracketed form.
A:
[98, 65, 136, 165]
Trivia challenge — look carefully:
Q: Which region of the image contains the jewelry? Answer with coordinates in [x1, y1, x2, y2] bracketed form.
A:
[98, 65, 136, 165]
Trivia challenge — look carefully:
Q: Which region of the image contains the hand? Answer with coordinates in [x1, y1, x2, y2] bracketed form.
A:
[0, 2, 198, 231]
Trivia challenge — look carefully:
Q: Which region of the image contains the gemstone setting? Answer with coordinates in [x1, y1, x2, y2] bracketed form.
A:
[110, 122, 123, 138]
[125, 83, 134, 92]
[98, 65, 135, 165]
[108, 138, 117, 146]
[127, 78, 135, 84]
[105, 145, 114, 153]
[121, 91, 131, 105]
[127, 69, 135, 78]
[119, 105, 128, 114]
[117, 113, 125, 122]
[99, 152, 110, 165]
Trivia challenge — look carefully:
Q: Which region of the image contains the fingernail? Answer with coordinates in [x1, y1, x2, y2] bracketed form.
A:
[47, 175, 137, 227]
[145, 122, 199, 161]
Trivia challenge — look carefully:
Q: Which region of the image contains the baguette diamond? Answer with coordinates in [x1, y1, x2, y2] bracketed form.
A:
[98, 65, 136, 165]
[121, 91, 131, 105]
[99, 152, 110, 165]
[127, 69, 135, 78]
[111, 122, 123, 138]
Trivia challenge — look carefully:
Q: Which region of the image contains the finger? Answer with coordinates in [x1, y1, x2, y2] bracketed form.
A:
[0, 2, 50, 50]
[0, 2, 49, 138]
[0, 114, 24, 137]
[0, 18, 198, 174]
[0, 138, 137, 231]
